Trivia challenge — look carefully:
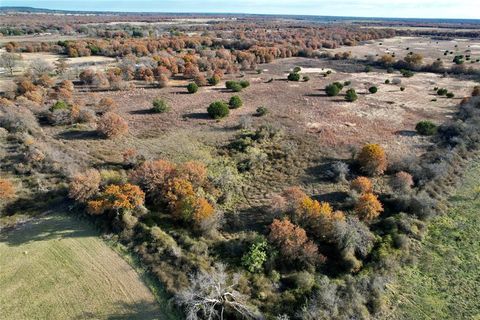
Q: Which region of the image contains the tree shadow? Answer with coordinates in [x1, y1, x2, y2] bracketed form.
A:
[312, 191, 350, 208]
[57, 130, 101, 140]
[395, 130, 417, 137]
[183, 112, 211, 120]
[129, 109, 155, 115]
[72, 300, 163, 320]
[0, 212, 96, 246]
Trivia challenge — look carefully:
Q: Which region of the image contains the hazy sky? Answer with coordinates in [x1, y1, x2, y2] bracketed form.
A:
[2, 0, 479, 19]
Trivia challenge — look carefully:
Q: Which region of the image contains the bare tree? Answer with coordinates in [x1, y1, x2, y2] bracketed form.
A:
[29, 58, 53, 77]
[0, 52, 20, 75]
[177, 263, 262, 320]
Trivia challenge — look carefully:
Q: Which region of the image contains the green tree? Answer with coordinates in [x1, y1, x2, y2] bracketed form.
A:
[207, 101, 230, 119]
[345, 88, 358, 102]
[241, 239, 268, 273]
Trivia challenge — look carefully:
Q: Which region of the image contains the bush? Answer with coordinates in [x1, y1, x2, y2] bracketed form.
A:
[293, 66, 302, 73]
[152, 98, 169, 113]
[325, 83, 341, 96]
[0, 178, 15, 201]
[225, 80, 236, 90]
[187, 82, 198, 94]
[231, 82, 243, 92]
[385, 79, 390, 84]
[344, 81, 351, 86]
[241, 239, 268, 273]
[207, 101, 230, 119]
[390, 171, 414, 192]
[446, 92, 455, 98]
[415, 120, 437, 136]
[437, 88, 448, 96]
[355, 193, 383, 222]
[239, 80, 250, 88]
[351, 176, 373, 194]
[345, 88, 358, 102]
[287, 72, 301, 81]
[472, 86, 480, 96]
[400, 87, 405, 91]
[401, 69, 414, 77]
[69, 169, 101, 203]
[97, 112, 128, 138]
[49, 100, 69, 112]
[208, 75, 220, 86]
[256, 106, 268, 117]
[87, 183, 145, 215]
[97, 97, 116, 112]
[368, 86, 378, 94]
[357, 143, 387, 176]
[303, 75, 310, 82]
[229, 95, 243, 109]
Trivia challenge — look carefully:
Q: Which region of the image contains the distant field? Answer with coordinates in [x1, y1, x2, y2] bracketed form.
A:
[0, 213, 169, 320]
[388, 160, 480, 319]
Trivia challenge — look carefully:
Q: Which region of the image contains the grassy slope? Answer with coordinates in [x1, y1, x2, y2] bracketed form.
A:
[390, 162, 480, 320]
[0, 213, 174, 320]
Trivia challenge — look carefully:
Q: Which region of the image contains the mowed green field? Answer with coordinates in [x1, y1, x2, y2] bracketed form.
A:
[390, 161, 480, 320]
[0, 213, 167, 320]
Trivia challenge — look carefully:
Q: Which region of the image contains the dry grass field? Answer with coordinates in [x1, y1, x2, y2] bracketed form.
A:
[0, 213, 173, 320]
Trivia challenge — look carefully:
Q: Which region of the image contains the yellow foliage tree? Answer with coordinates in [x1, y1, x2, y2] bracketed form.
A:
[355, 192, 383, 222]
[351, 176, 373, 194]
[357, 143, 387, 176]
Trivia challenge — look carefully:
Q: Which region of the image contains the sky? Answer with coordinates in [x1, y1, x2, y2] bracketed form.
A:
[1, 0, 479, 19]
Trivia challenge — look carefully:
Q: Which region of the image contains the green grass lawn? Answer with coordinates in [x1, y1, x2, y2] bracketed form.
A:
[389, 162, 480, 320]
[0, 213, 175, 320]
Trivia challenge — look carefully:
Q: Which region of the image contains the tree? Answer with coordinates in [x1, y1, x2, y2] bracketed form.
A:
[29, 59, 52, 77]
[241, 239, 268, 273]
[368, 86, 378, 94]
[325, 83, 341, 96]
[268, 218, 323, 266]
[350, 176, 373, 194]
[390, 171, 414, 192]
[97, 97, 116, 112]
[69, 169, 101, 203]
[415, 120, 437, 136]
[0, 178, 15, 201]
[0, 52, 19, 75]
[187, 82, 198, 94]
[287, 72, 301, 81]
[87, 183, 145, 215]
[229, 95, 243, 109]
[357, 143, 387, 176]
[152, 98, 170, 113]
[404, 53, 423, 67]
[208, 101, 230, 119]
[355, 192, 383, 222]
[97, 112, 129, 138]
[176, 263, 262, 320]
[345, 88, 358, 102]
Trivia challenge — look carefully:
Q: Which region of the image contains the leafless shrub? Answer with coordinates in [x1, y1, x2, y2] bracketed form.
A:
[68, 169, 101, 203]
[327, 161, 349, 182]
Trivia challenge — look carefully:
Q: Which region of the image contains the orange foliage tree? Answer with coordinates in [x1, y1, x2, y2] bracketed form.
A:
[87, 183, 145, 215]
[0, 178, 15, 201]
[96, 112, 128, 138]
[268, 219, 324, 266]
[68, 169, 101, 203]
[350, 176, 373, 194]
[357, 143, 387, 176]
[355, 192, 383, 222]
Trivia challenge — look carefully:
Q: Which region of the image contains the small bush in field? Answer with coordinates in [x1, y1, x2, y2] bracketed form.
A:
[357, 143, 387, 176]
[225, 80, 236, 90]
[229, 95, 243, 109]
[49, 100, 69, 112]
[344, 80, 351, 86]
[239, 80, 250, 88]
[207, 101, 229, 119]
[368, 86, 378, 94]
[385, 79, 390, 84]
[208, 75, 220, 86]
[97, 112, 128, 138]
[325, 83, 341, 96]
[187, 82, 198, 94]
[231, 82, 243, 92]
[152, 98, 169, 113]
[351, 176, 373, 194]
[437, 88, 448, 96]
[355, 192, 383, 222]
[287, 72, 301, 81]
[446, 92, 455, 98]
[415, 120, 437, 136]
[400, 87, 405, 91]
[293, 66, 302, 73]
[256, 106, 268, 117]
[303, 75, 310, 82]
[345, 88, 358, 102]
[390, 171, 414, 192]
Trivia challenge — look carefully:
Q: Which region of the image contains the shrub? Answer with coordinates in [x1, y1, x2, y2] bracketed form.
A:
[351, 176, 373, 194]
[239, 80, 250, 88]
[225, 80, 236, 90]
[303, 75, 310, 82]
[69, 169, 101, 203]
[229, 95, 243, 109]
[97, 112, 128, 138]
[355, 193, 383, 222]
[446, 92, 455, 98]
[187, 82, 198, 94]
[256, 106, 268, 117]
[49, 100, 69, 112]
[0, 178, 15, 201]
[437, 88, 448, 96]
[345, 88, 358, 102]
[415, 120, 437, 136]
[242, 239, 268, 273]
[401, 69, 414, 77]
[287, 72, 301, 81]
[152, 98, 169, 113]
[472, 86, 480, 96]
[97, 97, 116, 112]
[400, 87, 405, 91]
[357, 143, 387, 176]
[207, 101, 230, 119]
[268, 218, 323, 266]
[325, 83, 341, 96]
[87, 183, 145, 215]
[231, 82, 243, 92]
[328, 161, 349, 182]
[208, 75, 220, 86]
[368, 86, 378, 94]
[344, 81, 351, 86]
[385, 79, 390, 84]
[390, 171, 414, 192]
[293, 66, 302, 73]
